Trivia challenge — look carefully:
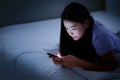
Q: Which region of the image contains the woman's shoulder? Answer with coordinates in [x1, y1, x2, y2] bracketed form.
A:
[92, 21, 108, 38]
[92, 20, 116, 43]
[93, 20, 110, 34]
[92, 20, 120, 45]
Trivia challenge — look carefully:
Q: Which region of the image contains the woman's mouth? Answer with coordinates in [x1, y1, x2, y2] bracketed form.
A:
[73, 36, 77, 39]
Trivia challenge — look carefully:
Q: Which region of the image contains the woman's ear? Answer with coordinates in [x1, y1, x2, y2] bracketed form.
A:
[83, 20, 89, 28]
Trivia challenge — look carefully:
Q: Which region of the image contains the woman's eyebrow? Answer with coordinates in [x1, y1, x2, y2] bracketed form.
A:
[70, 25, 77, 28]
[65, 24, 77, 28]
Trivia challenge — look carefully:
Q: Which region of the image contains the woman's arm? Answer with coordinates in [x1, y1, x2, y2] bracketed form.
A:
[54, 51, 117, 71]
[77, 50, 117, 71]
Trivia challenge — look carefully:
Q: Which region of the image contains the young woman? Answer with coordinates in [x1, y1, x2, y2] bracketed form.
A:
[50, 2, 120, 80]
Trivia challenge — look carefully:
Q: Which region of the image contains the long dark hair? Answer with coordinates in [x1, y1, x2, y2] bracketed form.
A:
[60, 2, 99, 63]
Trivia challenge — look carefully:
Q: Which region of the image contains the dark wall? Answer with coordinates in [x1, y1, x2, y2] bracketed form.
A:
[106, 0, 120, 16]
[0, 0, 104, 28]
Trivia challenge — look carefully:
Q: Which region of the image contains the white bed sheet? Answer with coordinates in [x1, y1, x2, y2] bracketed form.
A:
[15, 51, 87, 80]
[0, 11, 120, 80]
[0, 18, 61, 80]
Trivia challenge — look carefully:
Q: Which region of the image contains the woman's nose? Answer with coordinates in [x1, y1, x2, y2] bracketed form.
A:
[69, 31, 74, 35]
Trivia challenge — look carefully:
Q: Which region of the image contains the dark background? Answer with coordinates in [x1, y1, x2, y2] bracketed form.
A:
[0, 0, 119, 28]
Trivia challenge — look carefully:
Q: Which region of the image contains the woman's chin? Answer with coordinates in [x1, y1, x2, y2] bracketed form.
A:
[73, 38, 79, 41]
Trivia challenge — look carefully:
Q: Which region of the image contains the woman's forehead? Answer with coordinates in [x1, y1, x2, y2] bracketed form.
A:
[63, 20, 78, 28]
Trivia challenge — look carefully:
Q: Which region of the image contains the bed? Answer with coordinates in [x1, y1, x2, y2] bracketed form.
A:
[0, 11, 120, 80]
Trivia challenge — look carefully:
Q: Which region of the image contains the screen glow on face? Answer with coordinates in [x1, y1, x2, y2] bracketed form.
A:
[63, 20, 86, 41]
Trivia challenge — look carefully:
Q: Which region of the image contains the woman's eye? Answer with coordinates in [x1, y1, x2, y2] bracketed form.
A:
[72, 27, 77, 30]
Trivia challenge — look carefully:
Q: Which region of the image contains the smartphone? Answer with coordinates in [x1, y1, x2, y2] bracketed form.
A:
[47, 53, 57, 58]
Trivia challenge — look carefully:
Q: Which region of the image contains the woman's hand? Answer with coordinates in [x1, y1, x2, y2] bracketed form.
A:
[52, 52, 63, 65]
[53, 55, 80, 68]
[51, 51, 116, 71]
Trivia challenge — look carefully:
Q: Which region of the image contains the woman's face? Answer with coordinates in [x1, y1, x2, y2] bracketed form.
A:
[63, 20, 89, 41]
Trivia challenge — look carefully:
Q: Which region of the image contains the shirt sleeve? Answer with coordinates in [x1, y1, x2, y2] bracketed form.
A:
[94, 34, 115, 56]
